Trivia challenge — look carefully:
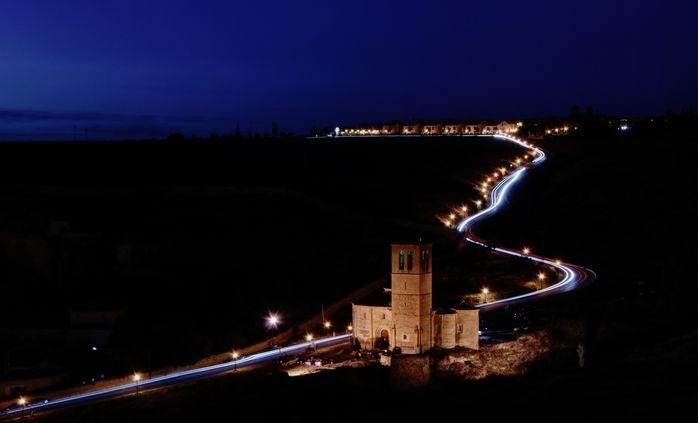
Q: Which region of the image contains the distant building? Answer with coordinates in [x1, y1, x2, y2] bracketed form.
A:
[443, 123, 463, 134]
[380, 123, 401, 135]
[402, 123, 422, 135]
[338, 120, 522, 137]
[480, 122, 498, 134]
[463, 124, 482, 134]
[422, 124, 442, 135]
[352, 243, 479, 354]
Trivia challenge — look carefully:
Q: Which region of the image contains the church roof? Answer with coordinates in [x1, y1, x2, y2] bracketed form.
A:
[354, 288, 391, 307]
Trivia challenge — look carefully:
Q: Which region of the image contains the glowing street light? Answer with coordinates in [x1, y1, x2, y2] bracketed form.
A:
[500, 167, 506, 174]
[537, 272, 546, 290]
[482, 287, 489, 303]
[266, 313, 280, 328]
[18, 397, 27, 418]
[133, 373, 142, 395]
[449, 213, 456, 220]
[306, 333, 313, 342]
[266, 312, 281, 347]
[232, 351, 239, 371]
[475, 200, 482, 209]
[523, 247, 530, 255]
[347, 324, 353, 332]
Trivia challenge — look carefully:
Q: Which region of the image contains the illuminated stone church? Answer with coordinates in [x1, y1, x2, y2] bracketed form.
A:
[352, 243, 479, 354]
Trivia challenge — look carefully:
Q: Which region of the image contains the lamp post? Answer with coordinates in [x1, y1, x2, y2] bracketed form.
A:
[324, 321, 331, 336]
[537, 272, 546, 290]
[266, 312, 280, 348]
[232, 351, 239, 371]
[482, 287, 489, 303]
[133, 373, 141, 395]
[18, 397, 26, 419]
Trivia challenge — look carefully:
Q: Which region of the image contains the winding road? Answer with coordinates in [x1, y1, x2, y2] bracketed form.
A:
[0, 133, 594, 419]
[456, 134, 596, 312]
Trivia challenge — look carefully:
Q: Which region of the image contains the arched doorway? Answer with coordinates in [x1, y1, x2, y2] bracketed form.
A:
[375, 329, 390, 349]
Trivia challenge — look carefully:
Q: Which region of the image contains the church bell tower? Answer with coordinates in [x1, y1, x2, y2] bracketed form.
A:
[390, 243, 433, 354]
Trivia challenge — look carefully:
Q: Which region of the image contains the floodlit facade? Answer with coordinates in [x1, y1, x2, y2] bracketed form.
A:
[352, 244, 479, 354]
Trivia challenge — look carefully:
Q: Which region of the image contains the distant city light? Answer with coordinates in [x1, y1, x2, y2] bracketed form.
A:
[523, 247, 531, 255]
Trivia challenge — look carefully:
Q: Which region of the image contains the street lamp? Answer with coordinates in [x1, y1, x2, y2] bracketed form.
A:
[266, 312, 280, 347]
[523, 247, 531, 255]
[482, 287, 489, 303]
[324, 321, 331, 336]
[133, 373, 141, 395]
[347, 324, 353, 332]
[537, 272, 546, 290]
[232, 351, 239, 371]
[18, 397, 26, 419]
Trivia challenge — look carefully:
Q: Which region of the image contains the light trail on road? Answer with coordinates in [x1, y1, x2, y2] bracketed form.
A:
[0, 334, 351, 419]
[455, 134, 595, 312]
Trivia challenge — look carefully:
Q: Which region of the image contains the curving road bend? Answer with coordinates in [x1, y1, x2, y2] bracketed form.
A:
[456, 134, 596, 312]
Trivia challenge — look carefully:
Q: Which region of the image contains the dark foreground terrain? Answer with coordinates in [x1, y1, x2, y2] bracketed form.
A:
[4, 118, 698, 419]
[0, 136, 522, 381]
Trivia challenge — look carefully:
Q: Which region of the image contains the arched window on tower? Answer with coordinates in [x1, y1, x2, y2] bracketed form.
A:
[399, 250, 405, 270]
[407, 250, 413, 271]
[421, 249, 429, 271]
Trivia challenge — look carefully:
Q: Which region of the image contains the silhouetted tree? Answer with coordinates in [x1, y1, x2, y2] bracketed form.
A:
[585, 106, 594, 119]
[569, 105, 580, 119]
[235, 124, 241, 138]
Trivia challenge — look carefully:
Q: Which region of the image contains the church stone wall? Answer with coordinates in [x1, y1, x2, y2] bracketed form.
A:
[456, 309, 480, 350]
[352, 304, 392, 350]
[435, 313, 456, 349]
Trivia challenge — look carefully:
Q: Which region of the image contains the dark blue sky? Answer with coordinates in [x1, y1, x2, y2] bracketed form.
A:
[1, 0, 696, 139]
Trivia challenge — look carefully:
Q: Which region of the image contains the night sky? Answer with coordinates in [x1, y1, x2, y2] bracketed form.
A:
[1, 0, 696, 140]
